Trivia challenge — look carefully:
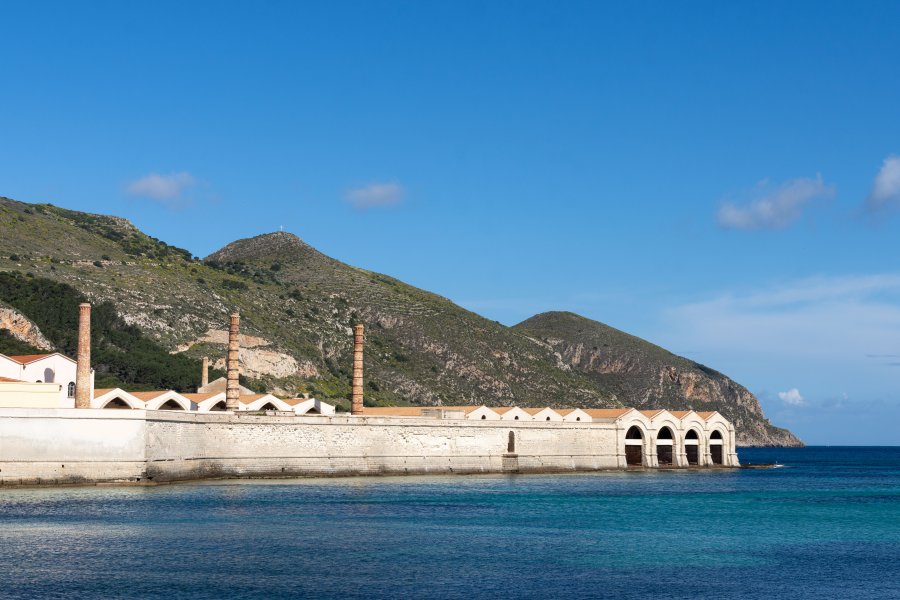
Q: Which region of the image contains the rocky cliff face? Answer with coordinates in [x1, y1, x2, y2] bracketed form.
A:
[0, 197, 801, 445]
[515, 312, 802, 446]
[0, 305, 54, 351]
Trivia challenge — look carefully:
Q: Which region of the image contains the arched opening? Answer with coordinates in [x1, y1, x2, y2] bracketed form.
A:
[43, 368, 55, 383]
[480, 414, 486, 420]
[514, 415, 519, 420]
[710, 430, 724, 465]
[159, 399, 184, 411]
[67, 382, 76, 398]
[258, 402, 278, 411]
[625, 426, 643, 466]
[576, 417, 581, 421]
[507, 431, 515, 453]
[685, 429, 700, 465]
[209, 401, 226, 411]
[102, 398, 131, 409]
[545, 416, 551, 421]
[656, 427, 674, 466]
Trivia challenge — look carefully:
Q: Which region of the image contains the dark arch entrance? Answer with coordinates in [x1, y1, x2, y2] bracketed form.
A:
[685, 429, 700, 465]
[710, 430, 724, 465]
[159, 399, 184, 411]
[656, 427, 674, 466]
[103, 398, 131, 409]
[259, 402, 278, 411]
[209, 401, 226, 411]
[625, 426, 643, 466]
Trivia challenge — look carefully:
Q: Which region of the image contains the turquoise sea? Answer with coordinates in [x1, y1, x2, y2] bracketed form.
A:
[1, 447, 899, 599]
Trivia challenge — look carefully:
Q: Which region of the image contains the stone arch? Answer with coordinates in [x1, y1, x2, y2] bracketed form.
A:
[102, 398, 132, 409]
[709, 429, 725, 465]
[625, 425, 644, 466]
[209, 401, 226, 411]
[159, 399, 186, 411]
[258, 402, 278, 411]
[656, 426, 675, 466]
[684, 429, 701, 465]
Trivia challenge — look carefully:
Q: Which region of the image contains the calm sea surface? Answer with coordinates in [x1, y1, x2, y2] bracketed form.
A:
[1, 447, 899, 599]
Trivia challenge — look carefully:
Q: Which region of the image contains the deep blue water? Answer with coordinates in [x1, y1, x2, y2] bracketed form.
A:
[1, 447, 899, 599]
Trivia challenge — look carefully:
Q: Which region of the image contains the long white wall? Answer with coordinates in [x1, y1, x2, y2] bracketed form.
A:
[0, 408, 737, 486]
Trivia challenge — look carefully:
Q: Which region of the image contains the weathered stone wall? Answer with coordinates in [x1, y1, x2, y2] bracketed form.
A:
[143, 413, 623, 481]
[0, 408, 147, 485]
[0, 409, 625, 486]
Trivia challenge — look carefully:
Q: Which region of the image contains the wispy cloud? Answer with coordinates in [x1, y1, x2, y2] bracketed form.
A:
[660, 273, 900, 363]
[125, 171, 196, 208]
[716, 174, 836, 230]
[344, 182, 405, 209]
[864, 155, 900, 216]
[778, 388, 806, 406]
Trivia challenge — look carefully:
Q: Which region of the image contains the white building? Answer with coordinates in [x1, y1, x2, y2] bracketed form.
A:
[0, 353, 94, 407]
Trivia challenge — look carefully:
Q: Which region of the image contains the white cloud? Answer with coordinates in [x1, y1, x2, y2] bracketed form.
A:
[662, 273, 900, 360]
[778, 388, 805, 406]
[653, 273, 900, 443]
[126, 172, 196, 207]
[716, 174, 835, 230]
[344, 182, 405, 209]
[865, 155, 900, 215]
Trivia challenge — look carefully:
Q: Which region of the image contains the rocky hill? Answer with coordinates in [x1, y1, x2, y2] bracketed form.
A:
[514, 312, 800, 446]
[0, 196, 801, 446]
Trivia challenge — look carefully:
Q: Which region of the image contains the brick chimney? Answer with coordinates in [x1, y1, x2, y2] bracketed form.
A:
[201, 356, 209, 389]
[74, 302, 91, 409]
[225, 312, 240, 411]
[351, 324, 364, 415]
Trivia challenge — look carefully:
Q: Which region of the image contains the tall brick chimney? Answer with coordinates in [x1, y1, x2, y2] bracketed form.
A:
[225, 312, 240, 411]
[201, 356, 209, 389]
[351, 324, 364, 415]
[74, 302, 91, 409]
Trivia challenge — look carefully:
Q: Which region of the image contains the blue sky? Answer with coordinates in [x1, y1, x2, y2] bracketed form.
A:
[2, 1, 899, 444]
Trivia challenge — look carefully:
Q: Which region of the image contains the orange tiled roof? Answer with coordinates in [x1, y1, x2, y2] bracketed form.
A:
[129, 391, 171, 401]
[583, 408, 633, 419]
[669, 410, 692, 419]
[182, 393, 222, 402]
[239, 394, 267, 402]
[696, 411, 718, 420]
[92, 388, 117, 398]
[5, 353, 57, 364]
[639, 409, 666, 419]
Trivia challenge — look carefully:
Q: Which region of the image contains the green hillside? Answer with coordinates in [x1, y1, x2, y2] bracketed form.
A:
[0, 195, 801, 445]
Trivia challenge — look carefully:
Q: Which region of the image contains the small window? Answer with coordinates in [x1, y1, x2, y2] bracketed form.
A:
[67, 382, 76, 398]
[576, 417, 581, 421]
[514, 415, 519, 420]
[546, 416, 550, 421]
[481, 415, 486, 420]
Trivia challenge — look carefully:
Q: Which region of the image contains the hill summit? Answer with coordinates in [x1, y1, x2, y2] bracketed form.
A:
[0, 196, 801, 446]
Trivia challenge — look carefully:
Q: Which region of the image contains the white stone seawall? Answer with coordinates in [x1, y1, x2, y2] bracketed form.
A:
[0, 409, 627, 486]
